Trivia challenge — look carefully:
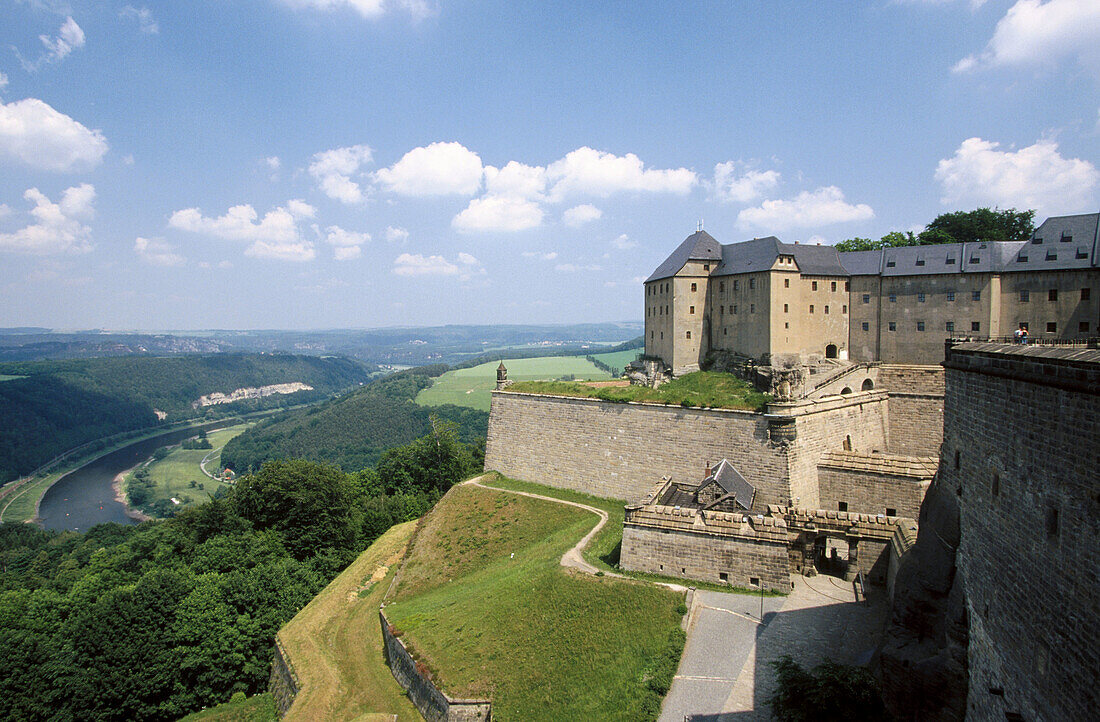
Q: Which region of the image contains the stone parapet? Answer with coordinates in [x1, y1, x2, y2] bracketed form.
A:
[817, 450, 938, 478]
[268, 634, 300, 718]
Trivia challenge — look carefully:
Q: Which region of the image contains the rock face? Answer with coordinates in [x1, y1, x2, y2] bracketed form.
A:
[191, 382, 313, 408]
[879, 472, 968, 721]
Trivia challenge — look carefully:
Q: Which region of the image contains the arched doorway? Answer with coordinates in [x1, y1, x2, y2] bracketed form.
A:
[861, 378, 874, 391]
[825, 344, 838, 359]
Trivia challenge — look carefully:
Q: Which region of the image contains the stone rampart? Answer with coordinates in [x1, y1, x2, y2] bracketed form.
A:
[877, 365, 945, 457]
[379, 609, 491, 722]
[817, 451, 937, 519]
[886, 522, 917, 602]
[268, 635, 300, 718]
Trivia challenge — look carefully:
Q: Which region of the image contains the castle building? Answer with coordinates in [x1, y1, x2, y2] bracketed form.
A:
[644, 213, 1100, 370]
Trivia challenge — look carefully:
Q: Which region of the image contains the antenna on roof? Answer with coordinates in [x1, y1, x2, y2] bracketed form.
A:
[697, 219, 704, 232]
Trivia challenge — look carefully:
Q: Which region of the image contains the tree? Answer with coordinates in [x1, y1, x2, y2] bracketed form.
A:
[923, 207, 1035, 244]
[834, 237, 877, 252]
[375, 416, 477, 496]
[767, 655, 891, 722]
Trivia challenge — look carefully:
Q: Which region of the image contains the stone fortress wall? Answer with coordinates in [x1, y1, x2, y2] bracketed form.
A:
[939, 343, 1100, 722]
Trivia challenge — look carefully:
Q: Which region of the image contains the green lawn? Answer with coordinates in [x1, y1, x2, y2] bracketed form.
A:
[591, 348, 642, 373]
[415, 355, 612, 412]
[125, 424, 253, 516]
[507, 370, 772, 411]
[383, 483, 686, 721]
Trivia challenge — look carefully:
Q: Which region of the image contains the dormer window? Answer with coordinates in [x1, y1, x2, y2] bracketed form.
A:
[1032, 237, 1043, 244]
[1018, 254, 1028, 262]
[915, 257, 925, 266]
[970, 256, 980, 264]
[1077, 248, 1089, 260]
[1046, 251, 1057, 261]
[946, 256, 956, 265]
[886, 260, 896, 268]
[1060, 232, 1072, 243]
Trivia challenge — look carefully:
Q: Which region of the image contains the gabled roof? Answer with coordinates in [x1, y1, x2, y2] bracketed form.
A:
[783, 242, 848, 276]
[712, 236, 783, 276]
[646, 231, 722, 282]
[700, 459, 755, 510]
[839, 250, 883, 276]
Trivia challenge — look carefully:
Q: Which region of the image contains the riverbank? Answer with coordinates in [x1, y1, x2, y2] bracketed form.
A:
[112, 469, 153, 523]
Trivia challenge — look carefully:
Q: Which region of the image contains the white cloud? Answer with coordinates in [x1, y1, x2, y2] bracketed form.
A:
[392, 251, 484, 280]
[0, 184, 94, 255]
[484, 161, 547, 199]
[713, 161, 781, 203]
[453, 194, 544, 232]
[555, 262, 602, 272]
[954, 0, 1100, 76]
[611, 233, 636, 250]
[324, 225, 370, 260]
[120, 6, 158, 34]
[0, 98, 108, 172]
[169, 201, 317, 261]
[286, 198, 316, 218]
[384, 225, 409, 243]
[309, 144, 373, 203]
[546, 147, 697, 201]
[521, 250, 558, 261]
[562, 203, 602, 227]
[738, 186, 874, 230]
[134, 237, 183, 266]
[266, 156, 281, 170]
[18, 17, 85, 71]
[934, 136, 1099, 213]
[279, 0, 434, 20]
[375, 141, 484, 196]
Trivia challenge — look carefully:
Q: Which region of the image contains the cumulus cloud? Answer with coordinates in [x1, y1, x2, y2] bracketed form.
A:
[484, 161, 547, 199]
[385, 225, 409, 243]
[934, 137, 1099, 213]
[0, 184, 95, 255]
[562, 203, 602, 227]
[954, 0, 1100, 76]
[279, 0, 434, 20]
[286, 198, 316, 218]
[392, 251, 484, 280]
[169, 201, 316, 261]
[546, 147, 697, 201]
[712, 161, 781, 203]
[453, 195, 544, 233]
[309, 145, 373, 203]
[375, 142, 483, 196]
[738, 186, 874, 231]
[0, 98, 108, 172]
[324, 225, 370, 260]
[611, 233, 637, 250]
[134, 237, 183, 266]
[120, 6, 158, 34]
[18, 16, 85, 71]
[521, 250, 558, 261]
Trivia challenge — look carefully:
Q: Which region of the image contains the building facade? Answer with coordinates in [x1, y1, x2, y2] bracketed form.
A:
[645, 214, 1100, 370]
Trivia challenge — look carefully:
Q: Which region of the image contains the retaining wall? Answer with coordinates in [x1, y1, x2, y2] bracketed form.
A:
[877, 365, 945, 457]
[268, 635, 300, 718]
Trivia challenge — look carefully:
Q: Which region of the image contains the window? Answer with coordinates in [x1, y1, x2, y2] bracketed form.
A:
[1082, 288, 1091, 300]
[1061, 233, 1072, 243]
[946, 256, 956, 265]
[889, 293, 897, 303]
[809, 305, 814, 314]
[749, 278, 756, 289]
[918, 293, 925, 303]
[784, 278, 790, 288]
[1078, 248, 1090, 259]
[733, 280, 740, 290]
[831, 281, 837, 292]
[1018, 254, 1028, 263]
[842, 304, 847, 314]
[945, 321, 954, 332]
[824, 305, 830, 314]
[689, 305, 695, 314]
[845, 282, 850, 292]
[838, 502, 848, 512]
[723, 328, 727, 335]
[861, 322, 869, 331]
[719, 572, 729, 583]
[650, 331, 653, 339]
[947, 291, 956, 302]
[888, 322, 896, 332]
[750, 304, 755, 313]
[720, 305, 724, 315]
[970, 256, 980, 264]
[1080, 322, 1090, 333]
[660, 332, 663, 340]
[703, 263, 710, 271]
[954, 450, 960, 470]
[733, 305, 738, 314]
[812, 281, 818, 291]
[784, 303, 789, 313]
[971, 321, 981, 332]
[886, 260, 896, 268]
[862, 294, 870, 304]
[784, 322, 789, 329]
[1048, 289, 1058, 301]
[686, 331, 691, 339]
[991, 474, 999, 498]
[750, 577, 760, 587]
[1020, 290, 1030, 302]
[691, 282, 697, 292]
[972, 291, 981, 301]
[719, 281, 724, 293]
[916, 258, 925, 267]
[886, 508, 896, 517]
[1046, 251, 1057, 261]
[917, 321, 925, 331]
[1046, 322, 1057, 333]
[1046, 505, 1059, 541]
[1032, 236, 1043, 244]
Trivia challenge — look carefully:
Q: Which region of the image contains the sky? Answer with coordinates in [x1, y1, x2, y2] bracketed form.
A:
[0, 0, 1098, 330]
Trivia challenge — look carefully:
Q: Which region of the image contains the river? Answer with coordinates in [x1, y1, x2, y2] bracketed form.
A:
[38, 420, 241, 532]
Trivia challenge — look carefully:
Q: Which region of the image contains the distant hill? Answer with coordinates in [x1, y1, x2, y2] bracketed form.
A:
[0, 354, 372, 483]
[221, 367, 488, 474]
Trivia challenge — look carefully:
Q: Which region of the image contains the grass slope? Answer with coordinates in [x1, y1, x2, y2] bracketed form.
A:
[384, 484, 685, 720]
[415, 355, 612, 412]
[507, 370, 772, 411]
[277, 521, 420, 722]
[177, 694, 278, 722]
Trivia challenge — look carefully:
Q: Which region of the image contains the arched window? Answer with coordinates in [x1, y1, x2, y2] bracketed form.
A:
[825, 344, 838, 359]
[841, 387, 852, 395]
[861, 378, 874, 391]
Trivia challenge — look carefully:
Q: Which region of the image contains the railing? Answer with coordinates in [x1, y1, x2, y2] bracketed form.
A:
[946, 335, 1099, 349]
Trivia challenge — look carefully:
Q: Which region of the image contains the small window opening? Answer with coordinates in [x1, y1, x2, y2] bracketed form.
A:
[750, 577, 760, 586]
[954, 450, 960, 470]
[838, 501, 848, 512]
[886, 508, 896, 517]
[719, 572, 729, 583]
[1046, 506, 1059, 541]
[691, 282, 697, 292]
[991, 474, 999, 498]
[1048, 288, 1058, 301]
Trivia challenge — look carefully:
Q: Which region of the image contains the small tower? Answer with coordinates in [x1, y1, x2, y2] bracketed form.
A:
[495, 361, 510, 390]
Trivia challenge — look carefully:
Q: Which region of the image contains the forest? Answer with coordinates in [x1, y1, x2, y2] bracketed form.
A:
[0, 421, 480, 721]
[220, 366, 488, 474]
[0, 354, 371, 483]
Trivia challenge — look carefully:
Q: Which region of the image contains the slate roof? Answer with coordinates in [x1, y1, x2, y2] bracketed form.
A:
[712, 236, 783, 275]
[700, 459, 756, 510]
[839, 250, 883, 276]
[784, 241, 848, 276]
[645, 231, 722, 282]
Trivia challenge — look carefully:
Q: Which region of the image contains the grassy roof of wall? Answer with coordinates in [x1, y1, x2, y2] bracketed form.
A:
[505, 371, 771, 411]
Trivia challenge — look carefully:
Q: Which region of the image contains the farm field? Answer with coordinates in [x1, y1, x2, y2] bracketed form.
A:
[415, 355, 611, 411]
[125, 423, 253, 515]
[383, 483, 685, 720]
[590, 348, 641, 374]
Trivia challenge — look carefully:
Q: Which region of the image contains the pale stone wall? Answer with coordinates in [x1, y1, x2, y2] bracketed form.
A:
[644, 278, 675, 366]
[817, 466, 929, 519]
[998, 268, 1100, 339]
[877, 274, 994, 364]
[621, 524, 790, 588]
[849, 275, 882, 362]
[796, 275, 851, 359]
[708, 270, 773, 361]
[943, 344, 1100, 722]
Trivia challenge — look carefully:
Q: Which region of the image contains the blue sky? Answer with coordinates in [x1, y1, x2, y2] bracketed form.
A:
[0, 0, 1098, 330]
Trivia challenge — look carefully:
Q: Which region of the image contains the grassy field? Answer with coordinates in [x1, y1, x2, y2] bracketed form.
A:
[507, 370, 772, 411]
[415, 355, 612, 412]
[125, 424, 252, 515]
[591, 348, 642, 373]
[384, 483, 686, 720]
[277, 521, 420, 722]
[177, 693, 278, 722]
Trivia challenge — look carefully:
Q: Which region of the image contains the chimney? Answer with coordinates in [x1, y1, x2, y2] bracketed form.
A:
[704, 462, 712, 479]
